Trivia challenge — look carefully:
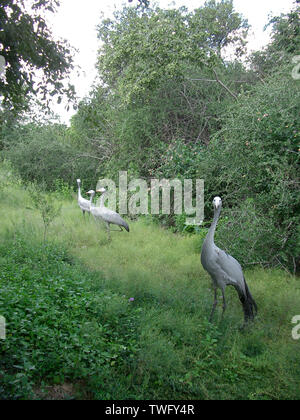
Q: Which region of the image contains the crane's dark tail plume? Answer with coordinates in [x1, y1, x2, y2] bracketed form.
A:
[122, 221, 130, 232]
[236, 278, 257, 323]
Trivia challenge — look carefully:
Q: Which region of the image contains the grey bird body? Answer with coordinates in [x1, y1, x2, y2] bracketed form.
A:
[87, 189, 129, 239]
[201, 243, 247, 295]
[201, 197, 257, 323]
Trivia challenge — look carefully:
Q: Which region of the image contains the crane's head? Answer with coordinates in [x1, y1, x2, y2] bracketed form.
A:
[213, 196, 222, 209]
[96, 187, 106, 194]
[86, 189, 95, 196]
[77, 178, 81, 184]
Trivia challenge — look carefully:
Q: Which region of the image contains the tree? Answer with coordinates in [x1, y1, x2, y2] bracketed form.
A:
[30, 184, 62, 243]
[189, 0, 249, 58]
[4, 122, 101, 190]
[97, 1, 248, 104]
[68, 2, 252, 180]
[0, 0, 76, 114]
[128, 0, 150, 6]
[197, 64, 300, 272]
[250, 2, 300, 77]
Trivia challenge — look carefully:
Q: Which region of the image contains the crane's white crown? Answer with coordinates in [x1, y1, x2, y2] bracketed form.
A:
[77, 178, 81, 183]
[86, 189, 95, 195]
[213, 196, 222, 208]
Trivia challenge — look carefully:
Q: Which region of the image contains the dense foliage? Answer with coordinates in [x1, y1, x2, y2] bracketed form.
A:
[3, 123, 100, 189]
[250, 2, 300, 78]
[1, 0, 299, 274]
[197, 66, 300, 272]
[0, 234, 140, 399]
[0, 1, 300, 400]
[96, 2, 248, 102]
[0, 0, 76, 118]
[0, 173, 299, 400]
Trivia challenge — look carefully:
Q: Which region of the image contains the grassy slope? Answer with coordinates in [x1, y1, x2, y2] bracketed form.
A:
[0, 179, 300, 399]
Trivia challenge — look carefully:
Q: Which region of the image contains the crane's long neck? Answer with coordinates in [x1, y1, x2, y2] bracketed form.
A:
[205, 205, 222, 247]
[89, 192, 95, 210]
[77, 183, 82, 199]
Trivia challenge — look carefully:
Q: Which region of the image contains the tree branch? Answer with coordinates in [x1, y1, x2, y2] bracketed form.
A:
[211, 68, 238, 100]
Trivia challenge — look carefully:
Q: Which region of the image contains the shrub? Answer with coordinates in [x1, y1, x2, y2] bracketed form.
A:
[29, 184, 62, 242]
[3, 123, 100, 191]
[0, 234, 141, 399]
[196, 65, 300, 273]
[215, 199, 284, 268]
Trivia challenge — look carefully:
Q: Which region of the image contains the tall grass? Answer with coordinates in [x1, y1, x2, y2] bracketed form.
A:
[0, 168, 300, 399]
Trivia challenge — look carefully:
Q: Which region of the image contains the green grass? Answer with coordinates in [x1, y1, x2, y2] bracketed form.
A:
[0, 174, 300, 399]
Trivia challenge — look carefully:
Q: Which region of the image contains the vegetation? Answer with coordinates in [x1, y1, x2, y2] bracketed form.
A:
[0, 171, 300, 400]
[197, 65, 300, 272]
[30, 184, 62, 242]
[0, 0, 76, 118]
[251, 1, 300, 79]
[0, 0, 299, 400]
[3, 123, 100, 189]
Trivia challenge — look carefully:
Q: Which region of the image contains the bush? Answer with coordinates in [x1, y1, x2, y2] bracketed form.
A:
[28, 184, 62, 242]
[3, 123, 100, 191]
[215, 199, 284, 268]
[0, 233, 141, 399]
[196, 65, 300, 273]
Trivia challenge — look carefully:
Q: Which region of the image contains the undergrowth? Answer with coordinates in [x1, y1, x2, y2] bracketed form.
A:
[0, 234, 141, 399]
[0, 174, 300, 400]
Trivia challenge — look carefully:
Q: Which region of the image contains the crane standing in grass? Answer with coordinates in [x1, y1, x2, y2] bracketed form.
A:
[77, 179, 90, 217]
[201, 196, 257, 324]
[87, 188, 129, 240]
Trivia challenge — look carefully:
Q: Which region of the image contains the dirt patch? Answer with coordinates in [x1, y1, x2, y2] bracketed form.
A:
[34, 383, 79, 400]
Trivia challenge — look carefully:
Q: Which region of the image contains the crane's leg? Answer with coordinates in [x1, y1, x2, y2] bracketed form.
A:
[109, 226, 123, 232]
[221, 288, 227, 320]
[209, 288, 218, 322]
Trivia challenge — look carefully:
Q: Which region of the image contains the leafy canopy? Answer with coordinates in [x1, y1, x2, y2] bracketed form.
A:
[0, 0, 76, 114]
[97, 1, 248, 103]
[250, 2, 300, 77]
